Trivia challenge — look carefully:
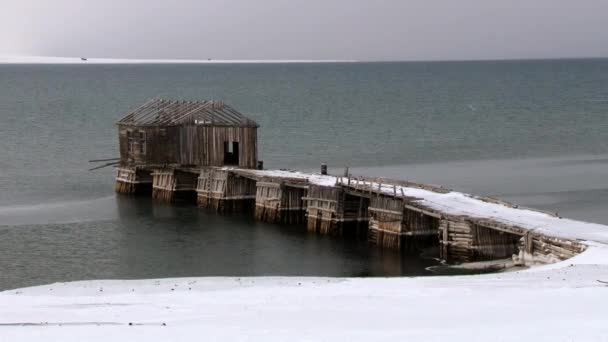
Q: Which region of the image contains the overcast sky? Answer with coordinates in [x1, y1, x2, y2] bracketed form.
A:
[1, 0, 607, 61]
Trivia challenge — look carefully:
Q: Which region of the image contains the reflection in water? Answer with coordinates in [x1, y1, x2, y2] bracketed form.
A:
[0, 195, 440, 290]
[3, 153, 607, 290]
[0, 196, 118, 226]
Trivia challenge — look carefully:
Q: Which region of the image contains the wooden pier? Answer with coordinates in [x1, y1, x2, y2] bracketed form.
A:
[110, 98, 589, 266]
[115, 164, 587, 265]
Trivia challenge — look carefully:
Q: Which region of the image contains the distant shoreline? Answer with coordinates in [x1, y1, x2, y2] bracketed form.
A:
[1, 55, 607, 65]
[0, 56, 358, 64]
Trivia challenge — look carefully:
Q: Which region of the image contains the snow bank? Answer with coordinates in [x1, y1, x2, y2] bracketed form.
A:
[3, 170, 608, 340]
[2, 249, 608, 341]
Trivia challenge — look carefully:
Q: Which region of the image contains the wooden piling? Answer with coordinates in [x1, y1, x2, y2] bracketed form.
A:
[114, 167, 152, 195]
[254, 179, 307, 224]
[151, 169, 197, 203]
[367, 197, 439, 251]
[113, 163, 588, 265]
[197, 169, 256, 213]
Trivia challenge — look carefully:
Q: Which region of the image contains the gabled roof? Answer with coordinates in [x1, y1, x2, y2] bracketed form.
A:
[117, 98, 259, 127]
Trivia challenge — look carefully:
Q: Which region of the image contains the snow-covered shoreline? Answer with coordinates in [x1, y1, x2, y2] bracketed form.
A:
[0, 55, 357, 64]
[4, 169, 605, 340]
[2, 243, 607, 341]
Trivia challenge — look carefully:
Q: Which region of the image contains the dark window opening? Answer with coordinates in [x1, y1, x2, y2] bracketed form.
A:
[224, 141, 239, 165]
[127, 131, 134, 153]
[139, 131, 146, 154]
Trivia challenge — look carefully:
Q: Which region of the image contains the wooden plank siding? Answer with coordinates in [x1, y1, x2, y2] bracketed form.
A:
[151, 169, 198, 203]
[197, 169, 256, 212]
[254, 180, 308, 224]
[118, 125, 257, 169]
[114, 167, 153, 195]
[367, 197, 439, 250]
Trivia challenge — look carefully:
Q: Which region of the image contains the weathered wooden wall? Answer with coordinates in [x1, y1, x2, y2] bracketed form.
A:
[118, 125, 257, 168]
[255, 181, 282, 223]
[254, 180, 307, 224]
[439, 218, 523, 262]
[179, 126, 257, 168]
[197, 169, 256, 212]
[118, 126, 181, 165]
[114, 167, 152, 195]
[470, 222, 521, 260]
[305, 185, 343, 235]
[368, 197, 403, 248]
[368, 198, 439, 250]
[151, 169, 198, 203]
[280, 185, 307, 224]
[439, 218, 474, 262]
[518, 232, 586, 264]
[341, 193, 369, 238]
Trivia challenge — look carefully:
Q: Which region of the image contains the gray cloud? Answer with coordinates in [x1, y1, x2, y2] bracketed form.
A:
[1, 0, 607, 60]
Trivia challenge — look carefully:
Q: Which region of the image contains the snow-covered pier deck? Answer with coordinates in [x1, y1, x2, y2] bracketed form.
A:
[115, 166, 608, 265]
[109, 98, 608, 265]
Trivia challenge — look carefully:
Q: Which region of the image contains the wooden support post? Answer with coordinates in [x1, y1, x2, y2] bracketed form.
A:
[443, 221, 450, 262]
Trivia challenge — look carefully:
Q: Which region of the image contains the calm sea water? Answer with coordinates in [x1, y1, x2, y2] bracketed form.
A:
[1, 60, 608, 290]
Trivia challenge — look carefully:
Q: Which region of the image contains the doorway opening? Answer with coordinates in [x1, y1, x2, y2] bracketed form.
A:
[224, 141, 239, 165]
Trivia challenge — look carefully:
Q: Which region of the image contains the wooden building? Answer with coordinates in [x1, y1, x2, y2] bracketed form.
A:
[116, 98, 258, 169]
[109, 100, 591, 266]
[115, 98, 259, 198]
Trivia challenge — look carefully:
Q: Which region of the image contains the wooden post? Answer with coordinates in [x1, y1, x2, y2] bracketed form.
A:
[443, 221, 450, 262]
[344, 167, 349, 177]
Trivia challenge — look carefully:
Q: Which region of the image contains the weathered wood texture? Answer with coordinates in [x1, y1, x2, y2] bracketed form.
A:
[439, 218, 523, 262]
[151, 169, 197, 203]
[305, 185, 342, 235]
[114, 167, 152, 195]
[340, 175, 451, 194]
[519, 233, 586, 263]
[368, 197, 439, 250]
[114, 163, 588, 265]
[197, 169, 256, 213]
[118, 125, 257, 168]
[254, 180, 307, 224]
[341, 193, 369, 238]
[470, 222, 521, 260]
[439, 218, 474, 262]
[304, 185, 368, 237]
